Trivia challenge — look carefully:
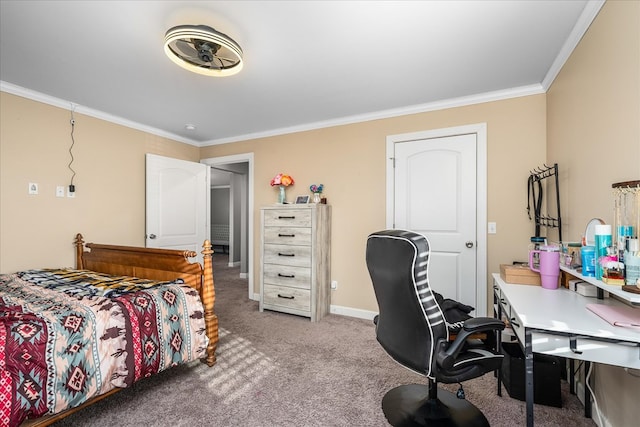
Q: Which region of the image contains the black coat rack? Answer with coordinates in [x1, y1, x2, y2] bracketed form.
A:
[527, 163, 562, 243]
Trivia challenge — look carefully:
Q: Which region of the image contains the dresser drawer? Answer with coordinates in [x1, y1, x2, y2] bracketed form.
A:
[264, 243, 311, 267]
[263, 209, 312, 227]
[263, 226, 312, 245]
[263, 264, 311, 289]
[263, 284, 311, 312]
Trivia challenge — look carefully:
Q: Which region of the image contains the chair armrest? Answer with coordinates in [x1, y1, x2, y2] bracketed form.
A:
[436, 317, 505, 370]
[462, 317, 505, 334]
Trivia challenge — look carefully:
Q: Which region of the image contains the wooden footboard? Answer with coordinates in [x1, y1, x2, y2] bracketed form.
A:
[20, 235, 219, 426]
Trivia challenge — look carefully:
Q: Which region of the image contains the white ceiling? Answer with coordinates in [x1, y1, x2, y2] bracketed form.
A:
[0, 1, 603, 147]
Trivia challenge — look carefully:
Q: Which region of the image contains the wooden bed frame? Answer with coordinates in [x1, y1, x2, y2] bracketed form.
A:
[21, 233, 219, 426]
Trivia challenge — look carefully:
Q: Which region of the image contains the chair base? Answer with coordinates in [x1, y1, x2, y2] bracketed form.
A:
[382, 384, 489, 427]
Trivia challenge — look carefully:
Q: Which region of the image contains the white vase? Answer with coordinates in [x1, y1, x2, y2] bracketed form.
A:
[312, 193, 321, 204]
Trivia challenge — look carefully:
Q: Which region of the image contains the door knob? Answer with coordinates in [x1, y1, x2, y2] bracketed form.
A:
[149, 234, 157, 239]
[465, 241, 474, 248]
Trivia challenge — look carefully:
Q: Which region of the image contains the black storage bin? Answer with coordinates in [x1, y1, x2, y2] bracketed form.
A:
[500, 342, 562, 407]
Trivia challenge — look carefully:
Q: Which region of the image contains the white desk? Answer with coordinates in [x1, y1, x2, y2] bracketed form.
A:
[493, 273, 640, 427]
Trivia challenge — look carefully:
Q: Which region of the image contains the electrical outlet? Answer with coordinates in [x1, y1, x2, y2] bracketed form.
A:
[56, 186, 65, 197]
[28, 182, 38, 195]
[331, 280, 338, 290]
[67, 188, 75, 198]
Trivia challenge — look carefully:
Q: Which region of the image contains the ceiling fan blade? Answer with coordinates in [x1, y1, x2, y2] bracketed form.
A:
[174, 40, 198, 58]
[214, 55, 238, 64]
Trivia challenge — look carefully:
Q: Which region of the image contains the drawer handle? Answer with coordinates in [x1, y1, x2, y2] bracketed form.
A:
[278, 253, 295, 257]
[278, 216, 296, 219]
[278, 273, 295, 278]
[500, 298, 506, 304]
[510, 318, 520, 328]
[277, 294, 294, 299]
[278, 233, 295, 237]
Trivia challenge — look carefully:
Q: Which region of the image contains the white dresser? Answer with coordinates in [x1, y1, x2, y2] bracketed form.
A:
[260, 204, 331, 321]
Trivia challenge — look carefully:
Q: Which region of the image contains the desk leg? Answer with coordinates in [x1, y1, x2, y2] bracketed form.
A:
[496, 302, 502, 397]
[525, 329, 534, 427]
[569, 359, 575, 394]
[584, 361, 592, 418]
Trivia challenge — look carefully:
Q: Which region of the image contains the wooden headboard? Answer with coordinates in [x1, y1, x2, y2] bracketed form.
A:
[76, 234, 203, 290]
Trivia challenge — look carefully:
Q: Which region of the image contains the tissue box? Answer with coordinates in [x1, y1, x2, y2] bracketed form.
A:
[500, 264, 541, 286]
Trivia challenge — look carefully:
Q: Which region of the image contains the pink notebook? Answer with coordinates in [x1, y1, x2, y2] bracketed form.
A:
[586, 304, 640, 330]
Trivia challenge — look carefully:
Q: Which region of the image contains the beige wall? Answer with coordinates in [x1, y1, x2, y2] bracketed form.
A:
[201, 94, 547, 313]
[547, 1, 640, 426]
[0, 92, 200, 272]
[549, 0, 640, 240]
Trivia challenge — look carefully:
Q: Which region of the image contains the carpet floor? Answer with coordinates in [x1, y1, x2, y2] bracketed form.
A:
[53, 254, 595, 426]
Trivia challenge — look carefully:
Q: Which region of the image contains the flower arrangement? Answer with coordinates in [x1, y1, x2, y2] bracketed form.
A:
[270, 173, 295, 187]
[309, 184, 324, 194]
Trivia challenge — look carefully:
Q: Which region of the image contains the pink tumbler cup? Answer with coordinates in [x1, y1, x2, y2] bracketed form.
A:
[529, 246, 560, 289]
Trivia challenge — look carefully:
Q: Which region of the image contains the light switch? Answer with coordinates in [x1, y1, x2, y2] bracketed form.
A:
[488, 222, 497, 234]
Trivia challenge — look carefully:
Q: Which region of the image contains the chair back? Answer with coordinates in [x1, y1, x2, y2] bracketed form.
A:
[366, 230, 448, 378]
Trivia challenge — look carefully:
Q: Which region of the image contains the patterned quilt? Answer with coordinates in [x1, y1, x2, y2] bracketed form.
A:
[0, 269, 209, 426]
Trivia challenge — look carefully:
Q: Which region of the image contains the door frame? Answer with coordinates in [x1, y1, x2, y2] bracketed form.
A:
[201, 153, 255, 301]
[386, 123, 488, 315]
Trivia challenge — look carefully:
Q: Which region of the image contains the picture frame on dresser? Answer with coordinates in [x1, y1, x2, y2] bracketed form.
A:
[295, 195, 310, 204]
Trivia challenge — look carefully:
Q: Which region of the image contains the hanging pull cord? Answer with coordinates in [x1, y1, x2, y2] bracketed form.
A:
[68, 106, 77, 192]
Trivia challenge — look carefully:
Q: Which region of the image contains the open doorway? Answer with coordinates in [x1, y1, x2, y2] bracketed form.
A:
[201, 153, 255, 301]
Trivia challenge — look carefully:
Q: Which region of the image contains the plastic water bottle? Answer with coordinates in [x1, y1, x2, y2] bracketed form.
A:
[594, 224, 612, 280]
[581, 246, 596, 277]
[625, 238, 640, 286]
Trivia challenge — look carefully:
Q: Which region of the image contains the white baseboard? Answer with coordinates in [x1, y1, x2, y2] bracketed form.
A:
[247, 297, 378, 321]
[239, 272, 247, 279]
[329, 304, 377, 321]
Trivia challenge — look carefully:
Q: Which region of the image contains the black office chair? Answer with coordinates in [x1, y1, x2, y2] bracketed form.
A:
[366, 229, 505, 427]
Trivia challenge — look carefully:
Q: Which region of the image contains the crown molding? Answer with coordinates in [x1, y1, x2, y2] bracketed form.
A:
[3, 79, 545, 149]
[541, 0, 605, 90]
[203, 84, 545, 146]
[0, 81, 200, 147]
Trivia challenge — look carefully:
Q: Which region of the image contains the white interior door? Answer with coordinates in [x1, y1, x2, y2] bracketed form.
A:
[387, 125, 487, 315]
[146, 153, 210, 265]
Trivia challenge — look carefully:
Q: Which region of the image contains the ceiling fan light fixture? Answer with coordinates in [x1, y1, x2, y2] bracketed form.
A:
[164, 25, 243, 77]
